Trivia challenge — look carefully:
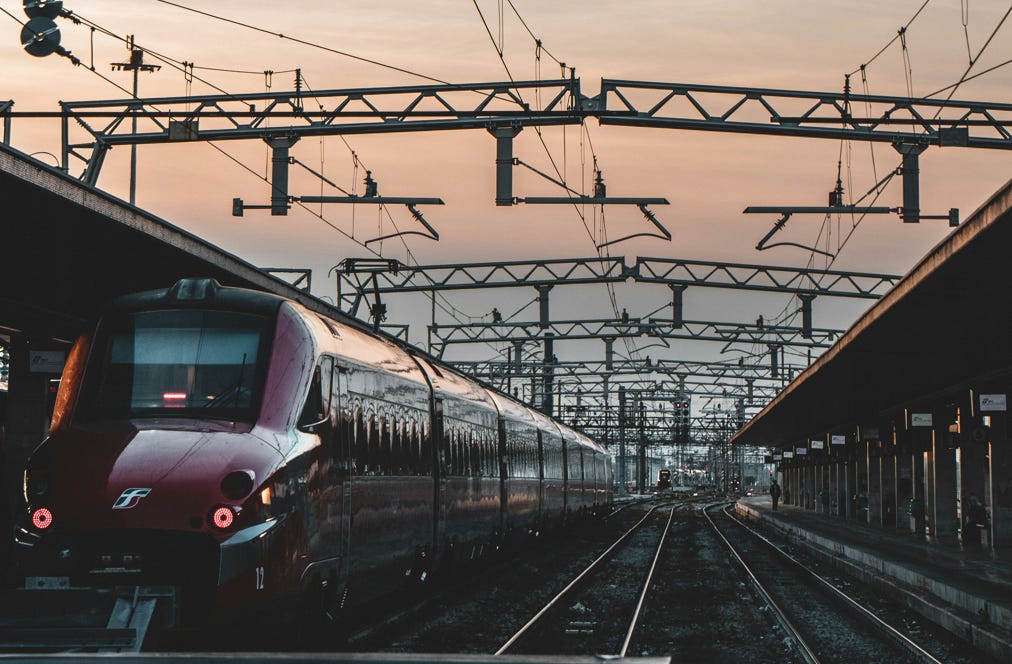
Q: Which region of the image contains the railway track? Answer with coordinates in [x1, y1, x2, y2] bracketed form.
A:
[705, 503, 946, 664]
[495, 499, 690, 657]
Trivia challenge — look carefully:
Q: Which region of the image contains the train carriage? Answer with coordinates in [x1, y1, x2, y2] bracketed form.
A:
[528, 408, 567, 530]
[410, 356, 501, 566]
[484, 390, 541, 543]
[16, 279, 611, 626]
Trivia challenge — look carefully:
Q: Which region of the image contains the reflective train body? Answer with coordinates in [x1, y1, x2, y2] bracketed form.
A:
[16, 279, 612, 623]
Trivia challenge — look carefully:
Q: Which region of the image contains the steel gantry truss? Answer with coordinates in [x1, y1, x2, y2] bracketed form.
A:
[339, 253, 878, 416]
[335, 255, 900, 318]
[425, 317, 842, 357]
[49, 78, 1012, 182]
[24, 76, 1005, 218]
[57, 79, 584, 185]
[595, 79, 1011, 149]
[468, 362, 785, 410]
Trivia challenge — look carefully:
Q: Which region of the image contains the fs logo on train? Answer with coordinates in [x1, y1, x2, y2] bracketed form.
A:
[112, 488, 151, 509]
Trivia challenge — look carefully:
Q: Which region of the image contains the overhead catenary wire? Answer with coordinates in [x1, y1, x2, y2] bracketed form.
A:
[471, 1, 647, 368]
[42, 9, 499, 346]
[846, 0, 932, 77]
[153, 0, 451, 85]
[763, 0, 999, 359]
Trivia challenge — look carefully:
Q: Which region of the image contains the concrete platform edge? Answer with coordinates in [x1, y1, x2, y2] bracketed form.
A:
[735, 503, 1012, 662]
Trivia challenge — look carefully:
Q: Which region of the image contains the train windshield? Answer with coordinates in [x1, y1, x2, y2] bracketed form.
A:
[78, 309, 272, 422]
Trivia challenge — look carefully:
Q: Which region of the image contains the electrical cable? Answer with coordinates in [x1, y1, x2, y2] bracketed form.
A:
[924, 58, 1012, 97]
[56, 11, 496, 343]
[506, 0, 563, 65]
[472, 1, 644, 371]
[0, 5, 26, 27]
[153, 0, 451, 85]
[846, 0, 931, 76]
[928, 6, 1010, 115]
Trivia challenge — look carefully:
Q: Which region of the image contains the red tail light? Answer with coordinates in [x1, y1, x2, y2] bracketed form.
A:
[210, 506, 235, 529]
[31, 507, 53, 530]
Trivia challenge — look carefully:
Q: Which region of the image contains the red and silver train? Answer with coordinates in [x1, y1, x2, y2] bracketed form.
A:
[16, 279, 612, 624]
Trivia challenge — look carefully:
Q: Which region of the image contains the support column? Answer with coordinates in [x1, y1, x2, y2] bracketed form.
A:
[988, 399, 1011, 549]
[813, 454, 824, 513]
[896, 427, 914, 531]
[845, 445, 857, 520]
[827, 455, 838, 515]
[856, 439, 870, 523]
[820, 459, 830, 514]
[930, 413, 959, 544]
[881, 434, 898, 529]
[867, 440, 882, 527]
[959, 390, 989, 548]
[911, 449, 927, 535]
[805, 457, 815, 509]
[491, 126, 522, 206]
[267, 137, 298, 216]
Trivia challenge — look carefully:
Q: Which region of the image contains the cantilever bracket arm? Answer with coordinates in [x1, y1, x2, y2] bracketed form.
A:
[746, 206, 896, 257]
[365, 203, 440, 245]
[752, 211, 833, 257]
[520, 196, 669, 205]
[597, 204, 672, 249]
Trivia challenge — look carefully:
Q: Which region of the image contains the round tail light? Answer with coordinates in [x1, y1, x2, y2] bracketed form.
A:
[31, 507, 53, 530]
[210, 505, 236, 529]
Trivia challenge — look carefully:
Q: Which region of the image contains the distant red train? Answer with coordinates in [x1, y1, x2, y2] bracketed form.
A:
[16, 279, 612, 625]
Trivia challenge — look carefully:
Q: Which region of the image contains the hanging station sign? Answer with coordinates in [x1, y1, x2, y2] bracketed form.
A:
[980, 394, 1007, 412]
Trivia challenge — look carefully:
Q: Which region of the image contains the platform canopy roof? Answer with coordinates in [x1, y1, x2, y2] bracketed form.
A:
[0, 142, 345, 343]
[731, 180, 1012, 447]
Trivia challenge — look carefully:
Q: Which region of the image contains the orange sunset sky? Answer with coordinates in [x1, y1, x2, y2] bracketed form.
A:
[2, 0, 1010, 385]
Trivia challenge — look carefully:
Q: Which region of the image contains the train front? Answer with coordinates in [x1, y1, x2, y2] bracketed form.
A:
[15, 279, 310, 625]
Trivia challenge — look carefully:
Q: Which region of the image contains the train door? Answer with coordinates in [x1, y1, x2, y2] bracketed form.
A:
[331, 363, 351, 598]
[561, 433, 569, 515]
[305, 357, 344, 599]
[536, 430, 545, 524]
[497, 417, 508, 537]
[432, 397, 447, 562]
[295, 356, 342, 610]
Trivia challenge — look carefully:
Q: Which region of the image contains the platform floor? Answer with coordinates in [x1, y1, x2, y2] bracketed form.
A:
[736, 495, 1012, 661]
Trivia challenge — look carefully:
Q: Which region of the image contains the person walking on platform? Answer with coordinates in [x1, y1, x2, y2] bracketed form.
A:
[770, 479, 781, 511]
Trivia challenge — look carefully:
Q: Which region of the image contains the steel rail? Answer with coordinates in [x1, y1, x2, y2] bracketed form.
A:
[493, 500, 677, 655]
[618, 501, 678, 657]
[702, 503, 820, 664]
[719, 505, 945, 664]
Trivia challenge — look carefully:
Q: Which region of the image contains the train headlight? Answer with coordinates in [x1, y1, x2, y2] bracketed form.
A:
[209, 505, 236, 530]
[31, 507, 53, 530]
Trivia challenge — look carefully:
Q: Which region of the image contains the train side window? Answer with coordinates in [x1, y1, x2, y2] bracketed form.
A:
[348, 406, 363, 474]
[297, 357, 332, 431]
